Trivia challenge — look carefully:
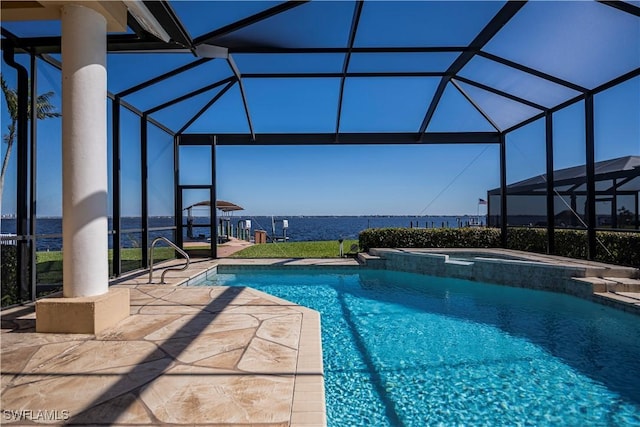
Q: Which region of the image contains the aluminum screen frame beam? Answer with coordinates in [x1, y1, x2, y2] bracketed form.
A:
[0, 34, 189, 54]
[174, 136, 182, 249]
[142, 0, 193, 50]
[3, 43, 31, 301]
[29, 53, 38, 300]
[417, 1, 526, 140]
[500, 133, 508, 248]
[112, 97, 122, 277]
[594, 67, 640, 94]
[453, 76, 548, 111]
[211, 137, 217, 259]
[545, 112, 555, 254]
[180, 132, 500, 146]
[599, 0, 640, 17]
[227, 55, 255, 140]
[144, 76, 236, 115]
[34, 51, 177, 135]
[176, 80, 236, 135]
[477, 51, 589, 94]
[242, 72, 445, 78]
[225, 46, 469, 54]
[117, 58, 213, 97]
[451, 80, 501, 131]
[141, 113, 149, 268]
[1, 36, 471, 55]
[503, 68, 640, 135]
[193, 1, 310, 45]
[585, 94, 597, 260]
[335, 0, 364, 139]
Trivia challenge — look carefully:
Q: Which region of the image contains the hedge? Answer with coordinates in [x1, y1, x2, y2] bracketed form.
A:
[359, 227, 639, 268]
[1, 245, 18, 306]
[359, 228, 501, 251]
[507, 228, 640, 266]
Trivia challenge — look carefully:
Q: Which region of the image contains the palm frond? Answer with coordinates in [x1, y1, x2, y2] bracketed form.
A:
[1, 75, 19, 121]
[2, 74, 61, 121]
[34, 91, 61, 119]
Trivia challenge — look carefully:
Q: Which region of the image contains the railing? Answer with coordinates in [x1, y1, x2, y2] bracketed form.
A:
[148, 237, 190, 284]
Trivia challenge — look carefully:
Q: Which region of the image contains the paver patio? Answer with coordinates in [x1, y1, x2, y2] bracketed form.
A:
[1, 258, 330, 426]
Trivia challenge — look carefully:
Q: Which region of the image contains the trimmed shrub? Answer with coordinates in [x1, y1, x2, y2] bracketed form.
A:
[592, 230, 640, 267]
[1, 245, 18, 307]
[359, 227, 639, 267]
[505, 227, 548, 253]
[359, 228, 500, 251]
[549, 229, 589, 260]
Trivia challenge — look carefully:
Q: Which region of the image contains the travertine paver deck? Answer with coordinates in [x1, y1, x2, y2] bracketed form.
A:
[0, 257, 341, 426]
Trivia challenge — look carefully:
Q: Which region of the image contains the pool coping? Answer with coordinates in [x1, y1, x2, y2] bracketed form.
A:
[362, 248, 640, 315]
[150, 250, 639, 315]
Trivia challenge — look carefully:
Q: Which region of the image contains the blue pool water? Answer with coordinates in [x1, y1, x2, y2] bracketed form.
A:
[201, 268, 640, 426]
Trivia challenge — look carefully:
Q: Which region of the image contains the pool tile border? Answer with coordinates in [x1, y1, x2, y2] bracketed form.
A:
[364, 248, 640, 315]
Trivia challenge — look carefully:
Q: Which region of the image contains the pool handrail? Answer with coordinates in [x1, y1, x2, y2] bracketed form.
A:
[148, 237, 190, 284]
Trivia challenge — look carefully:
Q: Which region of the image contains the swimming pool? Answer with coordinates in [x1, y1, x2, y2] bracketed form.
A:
[199, 268, 640, 426]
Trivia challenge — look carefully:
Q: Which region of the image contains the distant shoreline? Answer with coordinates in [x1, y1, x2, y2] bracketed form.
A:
[7, 214, 491, 220]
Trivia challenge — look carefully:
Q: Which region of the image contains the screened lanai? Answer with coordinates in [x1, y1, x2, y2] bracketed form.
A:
[1, 0, 639, 306]
[487, 155, 640, 228]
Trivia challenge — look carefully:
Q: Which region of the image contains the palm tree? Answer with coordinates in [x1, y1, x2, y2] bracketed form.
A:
[1, 75, 61, 201]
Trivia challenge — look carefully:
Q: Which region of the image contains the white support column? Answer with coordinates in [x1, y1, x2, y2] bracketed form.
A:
[61, 4, 108, 297]
[36, 2, 129, 334]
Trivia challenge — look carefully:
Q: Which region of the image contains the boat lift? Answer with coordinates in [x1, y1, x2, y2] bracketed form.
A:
[271, 217, 289, 242]
[184, 200, 244, 243]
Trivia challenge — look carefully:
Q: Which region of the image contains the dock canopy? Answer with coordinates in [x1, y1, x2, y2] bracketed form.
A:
[184, 200, 244, 212]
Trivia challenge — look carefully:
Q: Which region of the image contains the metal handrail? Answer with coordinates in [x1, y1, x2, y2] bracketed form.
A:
[148, 237, 190, 284]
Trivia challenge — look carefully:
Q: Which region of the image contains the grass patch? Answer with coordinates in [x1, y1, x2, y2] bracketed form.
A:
[34, 247, 177, 285]
[36, 247, 175, 263]
[229, 240, 359, 258]
[35, 251, 64, 286]
[36, 251, 63, 263]
[29, 240, 356, 290]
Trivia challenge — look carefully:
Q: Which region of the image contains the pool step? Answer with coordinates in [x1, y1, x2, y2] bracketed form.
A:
[576, 276, 640, 315]
[593, 291, 640, 314]
[574, 276, 640, 293]
[357, 252, 384, 268]
[602, 277, 640, 292]
[582, 265, 640, 279]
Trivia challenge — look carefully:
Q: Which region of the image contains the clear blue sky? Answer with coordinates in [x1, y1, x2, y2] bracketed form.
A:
[1, 1, 639, 218]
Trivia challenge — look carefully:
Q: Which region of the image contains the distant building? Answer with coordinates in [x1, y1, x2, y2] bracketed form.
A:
[487, 156, 640, 229]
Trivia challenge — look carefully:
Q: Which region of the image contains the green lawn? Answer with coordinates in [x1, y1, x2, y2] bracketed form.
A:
[229, 240, 359, 258]
[35, 247, 177, 285]
[3, 241, 359, 306]
[31, 241, 356, 287]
